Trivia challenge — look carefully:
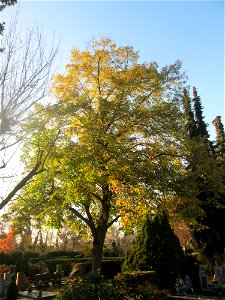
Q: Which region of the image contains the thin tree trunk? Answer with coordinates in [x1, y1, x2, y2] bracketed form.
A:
[33, 231, 40, 252]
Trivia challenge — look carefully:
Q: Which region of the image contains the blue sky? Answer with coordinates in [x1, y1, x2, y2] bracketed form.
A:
[2, 0, 224, 139]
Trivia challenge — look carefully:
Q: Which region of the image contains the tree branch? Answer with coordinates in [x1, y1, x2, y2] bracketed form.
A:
[68, 206, 93, 228]
[0, 156, 43, 210]
[107, 215, 120, 229]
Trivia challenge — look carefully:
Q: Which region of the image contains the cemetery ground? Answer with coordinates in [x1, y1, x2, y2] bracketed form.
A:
[1, 252, 225, 300]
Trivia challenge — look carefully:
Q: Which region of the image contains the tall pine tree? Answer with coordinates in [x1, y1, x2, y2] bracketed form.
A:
[212, 116, 225, 161]
[182, 88, 197, 139]
[192, 87, 209, 139]
[183, 88, 225, 260]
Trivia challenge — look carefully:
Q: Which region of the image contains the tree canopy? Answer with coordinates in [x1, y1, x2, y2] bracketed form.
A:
[10, 38, 196, 272]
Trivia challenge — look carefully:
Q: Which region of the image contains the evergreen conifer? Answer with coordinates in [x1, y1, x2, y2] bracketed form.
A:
[182, 88, 225, 259]
[182, 87, 197, 139]
[123, 211, 185, 289]
[212, 116, 225, 160]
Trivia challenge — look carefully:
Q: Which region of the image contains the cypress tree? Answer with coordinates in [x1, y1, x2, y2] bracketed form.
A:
[212, 116, 225, 160]
[182, 88, 197, 139]
[123, 211, 185, 289]
[182, 87, 225, 260]
[192, 87, 209, 139]
[192, 87, 214, 154]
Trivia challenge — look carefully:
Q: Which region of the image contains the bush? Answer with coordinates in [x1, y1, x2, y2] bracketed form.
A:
[56, 273, 117, 300]
[71, 259, 123, 278]
[123, 211, 186, 290]
[0, 252, 10, 265]
[56, 271, 157, 300]
[5, 274, 18, 300]
[15, 252, 30, 274]
[115, 271, 157, 299]
[102, 259, 123, 278]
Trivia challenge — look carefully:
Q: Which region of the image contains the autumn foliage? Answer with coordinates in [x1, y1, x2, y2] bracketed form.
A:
[0, 228, 16, 253]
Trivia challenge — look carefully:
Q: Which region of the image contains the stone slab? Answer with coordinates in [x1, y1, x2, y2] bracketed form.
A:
[18, 290, 56, 299]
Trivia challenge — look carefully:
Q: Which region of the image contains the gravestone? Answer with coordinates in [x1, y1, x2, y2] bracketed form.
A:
[0, 274, 5, 297]
[16, 271, 31, 290]
[56, 264, 62, 273]
[199, 264, 208, 291]
[4, 268, 14, 286]
[184, 274, 193, 293]
[213, 264, 224, 284]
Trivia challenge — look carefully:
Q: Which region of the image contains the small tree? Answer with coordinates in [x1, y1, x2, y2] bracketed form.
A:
[0, 14, 58, 210]
[0, 228, 17, 253]
[123, 211, 185, 289]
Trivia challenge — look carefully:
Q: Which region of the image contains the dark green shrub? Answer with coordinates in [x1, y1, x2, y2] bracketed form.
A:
[0, 251, 39, 267]
[15, 252, 30, 274]
[101, 259, 123, 278]
[123, 211, 186, 290]
[8, 251, 23, 265]
[56, 271, 157, 300]
[71, 259, 123, 278]
[56, 274, 117, 300]
[183, 254, 201, 291]
[115, 271, 157, 299]
[5, 274, 18, 300]
[0, 252, 10, 265]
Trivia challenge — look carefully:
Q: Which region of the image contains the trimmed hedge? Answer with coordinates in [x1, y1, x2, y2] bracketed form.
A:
[40, 251, 83, 259]
[0, 251, 39, 267]
[71, 258, 124, 279]
[29, 257, 92, 276]
[29, 256, 124, 277]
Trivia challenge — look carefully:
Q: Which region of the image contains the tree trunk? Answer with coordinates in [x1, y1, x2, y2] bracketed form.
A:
[91, 229, 107, 273]
[33, 231, 40, 252]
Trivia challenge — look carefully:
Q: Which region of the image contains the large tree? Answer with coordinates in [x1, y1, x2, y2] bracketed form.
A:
[18, 38, 191, 272]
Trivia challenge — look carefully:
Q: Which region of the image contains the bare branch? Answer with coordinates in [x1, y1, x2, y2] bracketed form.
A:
[0, 12, 59, 207]
[0, 12, 59, 150]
